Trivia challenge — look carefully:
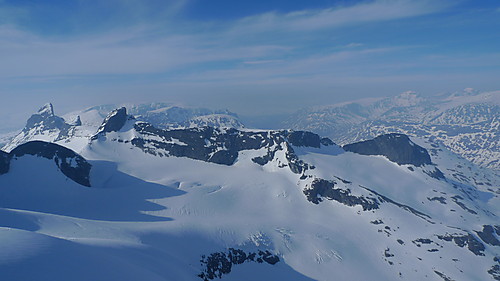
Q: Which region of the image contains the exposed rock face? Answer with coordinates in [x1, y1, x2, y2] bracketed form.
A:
[303, 177, 433, 223]
[437, 232, 485, 256]
[476, 225, 500, 246]
[0, 150, 9, 175]
[92, 107, 131, 140]
[132, 123, 325, 170]
[198, 248, 280, 281]
[489, 258, 500, 281]
[287, 131, 321, 148]
[71, 115, 82, 126]
[2, 103, 79, 152]
[24, 103, 67, 131]
[94, 108, 335, 173]
[303, 178, 379, 210]
[343, 133, 432, 167]
[10, 141, 92, 187]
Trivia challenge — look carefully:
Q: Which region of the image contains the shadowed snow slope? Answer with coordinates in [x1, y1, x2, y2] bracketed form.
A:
[0, 110, 499, 281]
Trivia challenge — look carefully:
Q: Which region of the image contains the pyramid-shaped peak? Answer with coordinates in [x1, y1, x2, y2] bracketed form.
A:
[92, 107, 132, 140]
[38, 103, 55, 116]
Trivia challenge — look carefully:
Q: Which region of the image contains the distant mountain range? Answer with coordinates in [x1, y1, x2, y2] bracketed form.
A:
[284, 88, 500, 171]
[2, 89, 499, 174]
[0, 103, 499, 280]
[2, 103, 243, 153]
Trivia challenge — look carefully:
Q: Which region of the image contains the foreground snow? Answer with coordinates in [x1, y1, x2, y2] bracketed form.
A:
[0, 117, 499, 280]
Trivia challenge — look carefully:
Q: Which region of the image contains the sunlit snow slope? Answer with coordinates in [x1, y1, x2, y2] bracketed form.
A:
[0, 107, 499, 281]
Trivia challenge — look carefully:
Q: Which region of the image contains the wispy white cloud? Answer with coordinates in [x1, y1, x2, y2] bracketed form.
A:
[0, 24, 292, 78]
[230, 0, 449, 33]
[1, 0, 498, 125]
[344, 43, 364, 48]
[0, 0, 451, 79]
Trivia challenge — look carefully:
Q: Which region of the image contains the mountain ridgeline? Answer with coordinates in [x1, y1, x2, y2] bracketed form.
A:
[1, 106, 439, 187]
[284, 89, 500, 171]
[1, 141, 91, 186]
[0, 103, 499, 281]
[91, 107, 434, 173]
[343, 134, 431, 167]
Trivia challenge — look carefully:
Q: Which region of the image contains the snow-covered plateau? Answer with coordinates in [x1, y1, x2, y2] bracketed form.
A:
[0, 106, 499, 280]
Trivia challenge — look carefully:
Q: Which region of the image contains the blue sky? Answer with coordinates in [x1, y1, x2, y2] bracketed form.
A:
[0, 0, 499, 130]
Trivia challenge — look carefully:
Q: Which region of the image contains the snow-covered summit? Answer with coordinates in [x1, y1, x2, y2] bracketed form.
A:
[0, 106, 499, 280]
[2, 103, 78, 152]
[2, 103, 245, 154]
[285, 89, 500, 170]
[37, 103, 55, 117]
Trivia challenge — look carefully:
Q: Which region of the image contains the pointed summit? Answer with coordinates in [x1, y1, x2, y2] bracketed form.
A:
[38, 103, 55, 117]
[24, 103, 66, 132]
[69, 115, 82, 126]
[92, 107, 133, 140]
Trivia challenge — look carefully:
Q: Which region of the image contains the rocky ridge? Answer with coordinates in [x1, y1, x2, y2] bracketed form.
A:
[284, 89, 500, 171]
[2, 141, 91, 186]
[2, 103, 81, 152]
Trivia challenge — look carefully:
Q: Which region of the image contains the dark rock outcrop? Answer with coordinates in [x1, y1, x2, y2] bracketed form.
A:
[198, 248, 280, 281]
[476, 225, 500, 246]
[99, 114, 326, 173]
[24, 103, 69, 133]
[303, 178, 379, 210]
[72, 115, 82, 126]
[489, 257, 500, 281]
[2, 103, 83, 153]
[17, 103, 77, 143]
[343, 133, 432, 166]
[10, 141, 92, 187]
[451, 195, 477, 215]
[437, 232, 485, 256]
[92, 107, 131, 140]
[0, 150, 10, 175]
[361, 185, 432, 221]
[92, 108, 333, 175]
[287, 131, 321, 148]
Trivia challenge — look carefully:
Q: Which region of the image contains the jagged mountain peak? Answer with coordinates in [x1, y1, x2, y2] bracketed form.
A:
[69, 115, 82, 126]
[92, 107, 135, 140]
[2, 103, 81, 153]
[1, 102, 499, 280]
[37, 103, 55, 117]
[24, 102, 66, 132]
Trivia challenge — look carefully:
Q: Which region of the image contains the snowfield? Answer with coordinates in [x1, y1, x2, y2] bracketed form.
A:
[0, 108, 499, 281]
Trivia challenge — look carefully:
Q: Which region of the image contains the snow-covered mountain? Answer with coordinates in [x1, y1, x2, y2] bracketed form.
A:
[0, 107, 498, 280]
[2, 103, 244, 153]
[1, 103, 90, 153]
[284, 89, 500, 171]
